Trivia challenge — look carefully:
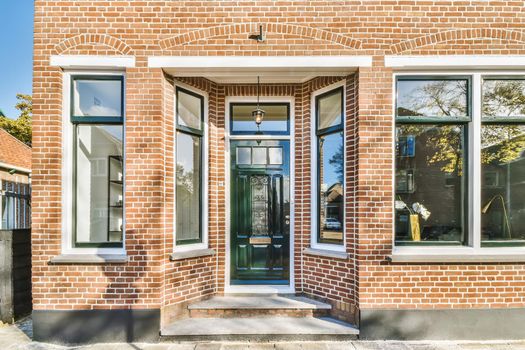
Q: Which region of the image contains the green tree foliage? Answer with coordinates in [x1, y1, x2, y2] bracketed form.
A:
[0, 94, 32, 146]
[328, 139, 344, 183]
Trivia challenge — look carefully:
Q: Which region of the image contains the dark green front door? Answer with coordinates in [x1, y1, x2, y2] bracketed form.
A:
[230, 140, 290, 284]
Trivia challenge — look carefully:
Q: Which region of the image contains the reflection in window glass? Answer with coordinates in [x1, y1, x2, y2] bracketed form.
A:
[75, 125, 123, 245]
[319, 132, 344, 244]
[395, 125, 466, 244]
[483, 79, 525, 118]
[177, 88, 202, 131]
[481, 125, 525, 245]
[176, 132, 201, 244]
[74, 79, 122, 117]
[397, 79, 468, 118]
[237, 147, 251, 165]
[268, 147, 283, 165]
[318, 88, 342, 130]
[231, 103, 288, 134]
[252, 147, 267, 165]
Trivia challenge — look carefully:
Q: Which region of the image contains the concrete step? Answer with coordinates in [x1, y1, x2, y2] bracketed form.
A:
[161, 316, 359, 341]
[188, 295, 332, 318]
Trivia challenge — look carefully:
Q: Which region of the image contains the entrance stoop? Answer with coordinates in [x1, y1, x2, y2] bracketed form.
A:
[161, 295, 359, 341]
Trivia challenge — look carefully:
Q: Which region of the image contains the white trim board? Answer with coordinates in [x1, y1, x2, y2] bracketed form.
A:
[172, 80, 210, 253]
[309, 80, 347, 253]
[50, 55, 135, 69]
[385, 55, 525, 70]
[148, 56, 373, 83]
[60, 70, 126, 255]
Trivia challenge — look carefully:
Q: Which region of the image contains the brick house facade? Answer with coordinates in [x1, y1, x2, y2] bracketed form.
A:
[32, 0, 525, 343]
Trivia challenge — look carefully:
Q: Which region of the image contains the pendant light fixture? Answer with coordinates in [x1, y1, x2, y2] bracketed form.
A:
[252, 76, 265, 129]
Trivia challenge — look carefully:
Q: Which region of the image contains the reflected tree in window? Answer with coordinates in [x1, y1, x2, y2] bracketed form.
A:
[481, 79, 525, 244]
[397, 79, 468, 117]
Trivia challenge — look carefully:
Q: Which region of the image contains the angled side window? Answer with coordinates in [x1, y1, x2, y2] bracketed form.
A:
[314, 86, 345, 246]
[175, 86, 205, 246]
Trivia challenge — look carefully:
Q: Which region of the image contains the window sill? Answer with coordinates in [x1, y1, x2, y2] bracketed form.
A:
[304, 247, 349, 260]
[170, 248, 215, 261]
[49, 254, 128, 264]
[390, 247, 525, 263]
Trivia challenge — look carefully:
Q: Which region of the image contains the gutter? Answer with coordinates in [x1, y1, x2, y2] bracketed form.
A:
[0, 161, 31, 174]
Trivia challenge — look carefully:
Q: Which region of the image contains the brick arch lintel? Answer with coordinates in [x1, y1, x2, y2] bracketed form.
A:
[159, 23, 362, 50]
[53, 33, 134, 55]
[391, 28, 525, 54]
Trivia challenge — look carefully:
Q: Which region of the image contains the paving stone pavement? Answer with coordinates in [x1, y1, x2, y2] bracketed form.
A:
[2, 319, 525, 350]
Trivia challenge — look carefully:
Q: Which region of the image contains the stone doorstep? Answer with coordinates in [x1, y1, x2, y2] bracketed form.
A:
[160, 316, 359, 341]
[188, 295, 332, 311]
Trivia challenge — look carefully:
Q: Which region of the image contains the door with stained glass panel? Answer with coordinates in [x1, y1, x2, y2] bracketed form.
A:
[230, 140, 290, 284]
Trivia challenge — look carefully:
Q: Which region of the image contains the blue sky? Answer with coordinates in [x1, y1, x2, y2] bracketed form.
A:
[0, 1, 34, 119]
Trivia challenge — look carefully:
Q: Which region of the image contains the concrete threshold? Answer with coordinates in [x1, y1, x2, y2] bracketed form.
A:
[188, 295, 332, 310]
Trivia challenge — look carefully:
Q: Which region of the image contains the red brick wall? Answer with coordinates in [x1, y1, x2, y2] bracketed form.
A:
[32, 0, 525, 325]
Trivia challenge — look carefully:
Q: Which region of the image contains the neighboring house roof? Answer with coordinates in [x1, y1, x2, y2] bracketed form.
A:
[0, 128, 31, 172]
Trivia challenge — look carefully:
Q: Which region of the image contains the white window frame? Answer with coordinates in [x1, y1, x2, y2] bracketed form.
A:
[224, 95, 296, 294]
[392, 70, 525, 261]
[310, 80, 347, 253]
[61, 70, 126, 255]
[173, 81, 209, 253]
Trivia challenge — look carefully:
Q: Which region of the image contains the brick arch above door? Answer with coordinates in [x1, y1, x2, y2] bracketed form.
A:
[158, 23, 363, 54]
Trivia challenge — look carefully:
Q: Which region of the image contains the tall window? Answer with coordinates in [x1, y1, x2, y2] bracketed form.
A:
[481, 78, 525, 246]
[71, 75, 124, 248]
[175, 87, 204, 246]
[395, 75, 525, 247]
[315, 87, 344, 245]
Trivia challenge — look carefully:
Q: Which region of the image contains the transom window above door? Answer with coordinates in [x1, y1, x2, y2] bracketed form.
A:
[230, 103, 290, 135]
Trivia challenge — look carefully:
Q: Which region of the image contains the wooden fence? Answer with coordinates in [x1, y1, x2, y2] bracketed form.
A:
[1, 180, 31, 230]
[0, 229, 31, 323]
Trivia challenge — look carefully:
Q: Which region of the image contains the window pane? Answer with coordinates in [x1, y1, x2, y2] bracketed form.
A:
[319, 132, 344, 244]
[237, 147, 251, 165]
[177, 89, 202, 131]
[481, 125, 525, 245]
[397, 79, 468, 118]
[74, 79, 122, 117]
[252, 147, 267, 165]
[483, 79, 525, 119]
[318, 89, 343, 130]
[395, 125, 466, 244]
[176, 132, 201, 244]
[231, 103, 288, 134]
[268, 147, 283, 165]
[75, 125, 123, 245]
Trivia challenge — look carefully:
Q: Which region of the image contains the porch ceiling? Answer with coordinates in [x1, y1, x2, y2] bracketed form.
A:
[148, 56, 372, 83]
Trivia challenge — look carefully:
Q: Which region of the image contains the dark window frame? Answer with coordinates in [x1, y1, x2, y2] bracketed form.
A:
[175, 86, 205, 246]
[71, 75, 124, 248]
[70, 75, 124, 124]
[176, 86, 205, 136]
[394, 76, 472, 246]
[229, 102, 291, 136]
[315, 86, 345, 245]
[482, 76, 525, 123]
[395, 76, 472, 123]
[481, 76, 525, 247]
